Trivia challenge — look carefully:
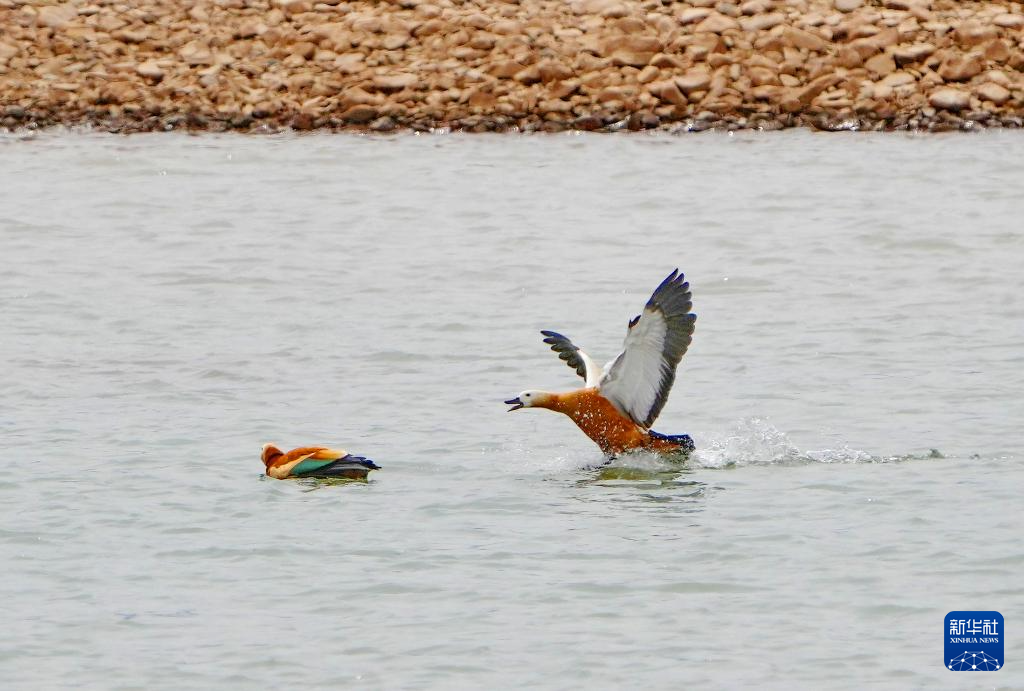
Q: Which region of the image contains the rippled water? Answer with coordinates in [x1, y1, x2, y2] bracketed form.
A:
[2, 131, 1022, 688]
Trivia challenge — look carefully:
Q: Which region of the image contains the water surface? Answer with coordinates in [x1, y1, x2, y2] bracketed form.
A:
[2, 131, 1022, 688]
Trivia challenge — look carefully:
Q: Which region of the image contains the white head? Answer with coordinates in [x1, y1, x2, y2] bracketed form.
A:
[504, 390, 549, 411]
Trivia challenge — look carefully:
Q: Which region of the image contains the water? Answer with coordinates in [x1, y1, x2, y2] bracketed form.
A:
[2, 131, 1022, 689]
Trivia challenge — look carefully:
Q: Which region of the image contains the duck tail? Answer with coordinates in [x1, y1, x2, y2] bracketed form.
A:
[649, 431, 695, 452]
[341, 454, 381, 470]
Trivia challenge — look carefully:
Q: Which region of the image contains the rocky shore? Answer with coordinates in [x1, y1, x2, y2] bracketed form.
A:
[2, 0, 1023, 133]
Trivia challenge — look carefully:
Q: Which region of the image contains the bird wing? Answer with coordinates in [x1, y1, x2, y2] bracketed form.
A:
[289, 448, 351, 476]
[598, 269, 696, 428]
[540, 330, 602, 387]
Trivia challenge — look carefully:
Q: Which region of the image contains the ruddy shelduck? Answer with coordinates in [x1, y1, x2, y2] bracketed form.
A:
[506, 269, 697, 456]
[261, 444, 380, 480]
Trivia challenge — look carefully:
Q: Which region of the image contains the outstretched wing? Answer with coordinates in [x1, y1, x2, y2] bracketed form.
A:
[540, 330, 602, 387]
[598, 269, 696, 428]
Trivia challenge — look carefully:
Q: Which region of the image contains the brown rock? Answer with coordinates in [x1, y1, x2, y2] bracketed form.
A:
[741, 14, 785, 31]
[37, 5, 76, 29]
[490, 60, 526, 79]
[383, 33, 409, 50]
[340, 87, 379, 107]
[677, 8, 713, 25]
[0, 42, 19, 61]
[611, 50, 654, 68]
[180, 41, 213, 66]
[994, 14, 1024, 29]
[939, 53, 983, 82]
[236, 20, 266, 39]
[796, 73, 843, 105]
[984, 40, 1010, 63]
[340, 104, 378, 123]
[892, 43, 935, 66]
[513, 65, 542, 85]
[975, 82, 1010, 105]
[865, 52, 896, 77]
[373, 73, 418, 93]
[929, 88, 969, 111]
[637, 66, 659, 84]
[136, 61, 164, 81]
[954, 21, 998, 48]
[694, 13, 741, 34]
[648, 80, 687, 106]
[334, 54, 364, 75]
[782, 27, 827, 53]
[538, 60, 574, 83]
[369, 116, 396, 132]
[675, 69, 712, 94]
[749, 66, 780, 87]
[97, 81, 139, 105]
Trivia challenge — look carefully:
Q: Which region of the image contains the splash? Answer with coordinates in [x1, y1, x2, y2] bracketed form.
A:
[689, 417, 905, 469]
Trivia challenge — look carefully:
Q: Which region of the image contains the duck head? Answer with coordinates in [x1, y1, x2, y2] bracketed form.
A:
[504, 390, 553, 411]
[261, 443, 283, 468]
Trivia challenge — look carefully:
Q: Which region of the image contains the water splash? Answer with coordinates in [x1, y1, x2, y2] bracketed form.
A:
[690, 417, 926, 469]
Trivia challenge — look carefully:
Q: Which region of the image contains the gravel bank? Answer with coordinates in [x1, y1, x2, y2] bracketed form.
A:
[2, 0, 1023, 133]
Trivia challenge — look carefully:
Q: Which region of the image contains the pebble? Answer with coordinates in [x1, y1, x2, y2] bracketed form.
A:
[929, 88, 970, 111]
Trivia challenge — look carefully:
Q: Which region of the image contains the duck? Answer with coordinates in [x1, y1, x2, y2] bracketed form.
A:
[261, 444, 380, 480]
[505, 268, 697, 457]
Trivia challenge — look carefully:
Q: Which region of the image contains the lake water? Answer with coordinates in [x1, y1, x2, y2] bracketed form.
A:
[2, 130, 1022, 689]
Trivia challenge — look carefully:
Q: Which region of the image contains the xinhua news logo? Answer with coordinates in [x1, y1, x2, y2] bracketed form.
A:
[945, 611, 1003, 671]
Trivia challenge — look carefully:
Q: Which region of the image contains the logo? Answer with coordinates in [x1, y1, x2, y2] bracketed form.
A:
[945, 611, 1003, 671]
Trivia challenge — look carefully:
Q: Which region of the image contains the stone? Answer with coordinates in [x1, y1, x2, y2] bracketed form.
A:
[929, 88, 969, 111]
[782, 27, 827, 53]
[741, 14, 784, 31]
[834, 0, 862, 12]
[648, 80, 687, 106]
[892, 43, 935, 66]
[975, 82, 1010, 105]
[865, 52, 896, 77]
[369, 116, 396, 131]
[372, 73, 418, 92]
[954, 21, 998, 48]
[984, 40, 1010, 64]
[678, 8, 713, 25]
[340, 104, 378, 123]
[136, 61, 164, 81]
[694, 13, 741, 33]
[236, 20, 266, 39]
[993, 14, 1024, 29]
[938, 53, 983, 82]
[37, 5, 76, 29]
[675, 69, 711, 94]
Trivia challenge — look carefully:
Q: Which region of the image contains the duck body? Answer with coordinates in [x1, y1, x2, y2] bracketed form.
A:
[524, 388, 694, 456]
[261, 444, 380, 480]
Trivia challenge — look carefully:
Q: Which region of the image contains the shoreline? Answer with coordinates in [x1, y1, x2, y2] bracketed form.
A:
[2, 0, 1023, 134]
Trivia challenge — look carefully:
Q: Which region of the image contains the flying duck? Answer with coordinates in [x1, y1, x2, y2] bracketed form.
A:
[505, 269, 697, 456]
[261, 444, 380, 480]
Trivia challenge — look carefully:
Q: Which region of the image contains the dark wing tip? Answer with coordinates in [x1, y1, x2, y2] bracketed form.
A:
[343, 454, 381, 470]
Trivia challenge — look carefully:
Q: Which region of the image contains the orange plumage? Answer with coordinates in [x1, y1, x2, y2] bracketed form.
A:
[261, 444, 380, 480]
[525, 389, 688, 456]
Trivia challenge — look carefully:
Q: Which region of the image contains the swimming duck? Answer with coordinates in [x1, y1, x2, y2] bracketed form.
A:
[261, 444, 380, 480]
[505, 269, 697, 456]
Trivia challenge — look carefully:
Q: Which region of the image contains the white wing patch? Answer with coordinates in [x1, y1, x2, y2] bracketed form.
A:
[598, 269, 696, 428]
[579, 350, 602, 387]
[599, 314, 669, 427]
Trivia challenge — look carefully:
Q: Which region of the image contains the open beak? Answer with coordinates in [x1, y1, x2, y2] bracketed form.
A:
[504, 397, 524, 411]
